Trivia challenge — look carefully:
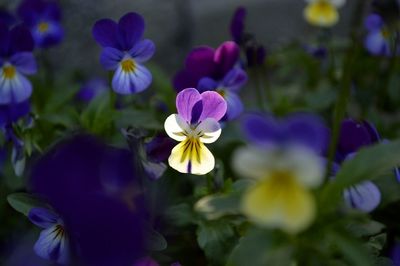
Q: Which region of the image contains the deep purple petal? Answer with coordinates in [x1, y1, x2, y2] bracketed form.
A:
[214, 41, 240, 78]
[391, 243, 400, 266]
[10, 52, 37, 75]
[338, 119, 377, 156]
[0, 22, 10, 56]
[176, 88, 201, 122]
[0, 100, 30, 127]
[284, 113, 330, 155]
[117, 12, 144, 50]
[32, 21, 64, 48]
[246, 44, 266, 67]
[221, 67, 247, 92]
[198, 91, 227, 122]
[92, 18, 119, 48]
[185, 46, 216, 78]
[230, 6, 246, 44]
[242, 114, 280, 144]
[365, 13, 384, 31]
[134, 257, 160, 266]
[17, 0, 43, 25]
[41, 2, 62, 21]
[28, 207, 59, 228]
[145, 133, 175, 163]
[129, 39, 155, 63]
[343, 181, 381, 213]
[9, 25, 34, 54]
[197, 77, 218, 92]
[173, 69, 200, 92]
[100, 47, 123, 70]
[0, 9, 16, 27]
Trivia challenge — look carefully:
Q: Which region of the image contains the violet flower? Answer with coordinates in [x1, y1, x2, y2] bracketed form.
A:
[364, 13, 394, 56]
[92, 12, 155, 94]
[173, 41, 246, 120]
[0, 22, 37, 104]
[17, 0, 64, 48]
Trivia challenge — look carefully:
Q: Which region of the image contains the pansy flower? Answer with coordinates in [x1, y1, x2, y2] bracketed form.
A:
[164, 88, 227, 175]
[0, 22, 37, 104]
[17, 0, 64, 48]
[364, 13, 395, 56]
[335, 119, 387, 212]
[304, 0, 346, 27]
[173, 41, 246, 120]
[28, 207, 69, 264]
[92, 12, 155, 94]
[76, 77, 108, 102]
[233, 144, 325, 233]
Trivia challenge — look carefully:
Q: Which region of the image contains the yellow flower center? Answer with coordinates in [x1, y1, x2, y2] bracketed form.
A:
[121, 58, 136, 73]
[38, 22, 49, 33]
[2, 65, 16, 79]
[304, 0, 338, 27]
[217, 89, 226, 98]
[179, 137, 202, 164]
[381, 28, 390, 39]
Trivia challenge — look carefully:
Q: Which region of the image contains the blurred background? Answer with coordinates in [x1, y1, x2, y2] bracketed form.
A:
[1, 0, 359, 76]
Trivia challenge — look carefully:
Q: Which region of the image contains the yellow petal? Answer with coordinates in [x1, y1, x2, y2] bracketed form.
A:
[304, 1, 339, 27]
[168, 138, 215, 175]
[241, 174, 316, 234]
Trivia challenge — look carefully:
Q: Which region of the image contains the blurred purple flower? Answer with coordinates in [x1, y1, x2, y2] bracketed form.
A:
[304, 45, 328, 59]
[0, 100, 30, 127]
[364, 13, 393, 56]
[29, 135, 147, 266]
[242, 112, 330, 155]
[174, 41, 246, 120]
[17, 0, 64, 48]
[336, 119, 384, 212]
[133, 257, 160, 266]
[92, 12, 155, 94]
[0, 8, 16, 27]
[76, 77, 108, 102]
[0, 22, 37, 104]
[145, 133, 175, 164]
[28, 207, 69, 264]
[392, 243, 400, 266]
[230, 6, 246, 45]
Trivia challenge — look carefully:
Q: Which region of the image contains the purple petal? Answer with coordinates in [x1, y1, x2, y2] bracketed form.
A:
[242, 114, 280, 144]
[0, 9, 16, 27]
[173, 69, 201, 92]
[34, 225, 68, 264]
[176, 88, 201, 122]
[223, 90, 243, 121]
[145, 133, 175, 163]
[284, 113, 330, 155]
[117, 12, 144, 50]
[246, 44, 266, 67]
[365, 13, 384, 31]
[0, 22, 10, 56]
[391, 243, 400, 266]
[364, 31, 391, 56]
[198, 91, 227, 122]
[111, 64, 151, 94]
[28, 207, 59, 228]
[230, 6, 246, 44]
[185, 46, 216, 78]
[32, 21, 64, 48]
[0, 73, 32, 104]
[100, 47, 123, 70]
[197, 77, 218, 92]
[0, 100, 30, 126]
[129, 39, 155, 63]
[133, 257, 159, 266]
[338, 119, 377, 156]
[41, 2, 62, 21]
[221, 67, 247, 92]
[9, 25, 34, 54]
[214, 41, 240, 78]
[10, 52, 37, 75]
[92, 18, 119, 48]
[343, 181, 381, 213]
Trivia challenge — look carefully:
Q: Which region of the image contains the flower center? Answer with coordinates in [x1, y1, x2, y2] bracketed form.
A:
[216, 88, 226, 98]
[313, 1, 335, 15]
[381, 28, 390, 39]
[121, 58, 136, 73]
[52, 224, 66, 240]
[267, 170, 298, 190]
[2, 65, 16, 79]
[38, 22, 49, 33]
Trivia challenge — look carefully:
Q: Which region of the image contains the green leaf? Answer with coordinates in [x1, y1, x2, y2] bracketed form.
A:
[116, 109, 162, 130]
[321, 140, 400, 211]
[164, 203, 196, 226]
[7, 193, 48, 216]
[195, 194, 241, 220]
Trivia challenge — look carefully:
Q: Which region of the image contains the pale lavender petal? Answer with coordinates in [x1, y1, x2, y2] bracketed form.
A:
[364, 31, 391, 56]
[214, 41, 240, 77]
[223, 90, 243, 120]
[10, 52, 37, 74]
[0, 72, 32, 104]
[100, 47, 123, 70]
[176, 88, 201, 122]
[117, 12, 144, 50]
[34, 225, 68, 264]
[111, 64, 151, 94]
[197, 77, 218, 92]
[185, 46, 216, 78]
[129, 39, 155, 63]
[221, 67, 247, 92]
[28, 207, 59, 228]
[343, 181, 381, 213]
[198, 91, 227, 122]
[92, 18, 119, 48]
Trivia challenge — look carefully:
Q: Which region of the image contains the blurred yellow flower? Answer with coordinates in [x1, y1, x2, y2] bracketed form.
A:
[304, 0, 346, 27]
[232, 145, 325, 233]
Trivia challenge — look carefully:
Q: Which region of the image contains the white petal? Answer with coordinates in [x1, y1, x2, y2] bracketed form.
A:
[232, 146, 272, 180]
[164, 114, 189, 141]
[195, 118, 221, 144]
[330, 0, 345, 7]
[168, 139, 215, 175]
